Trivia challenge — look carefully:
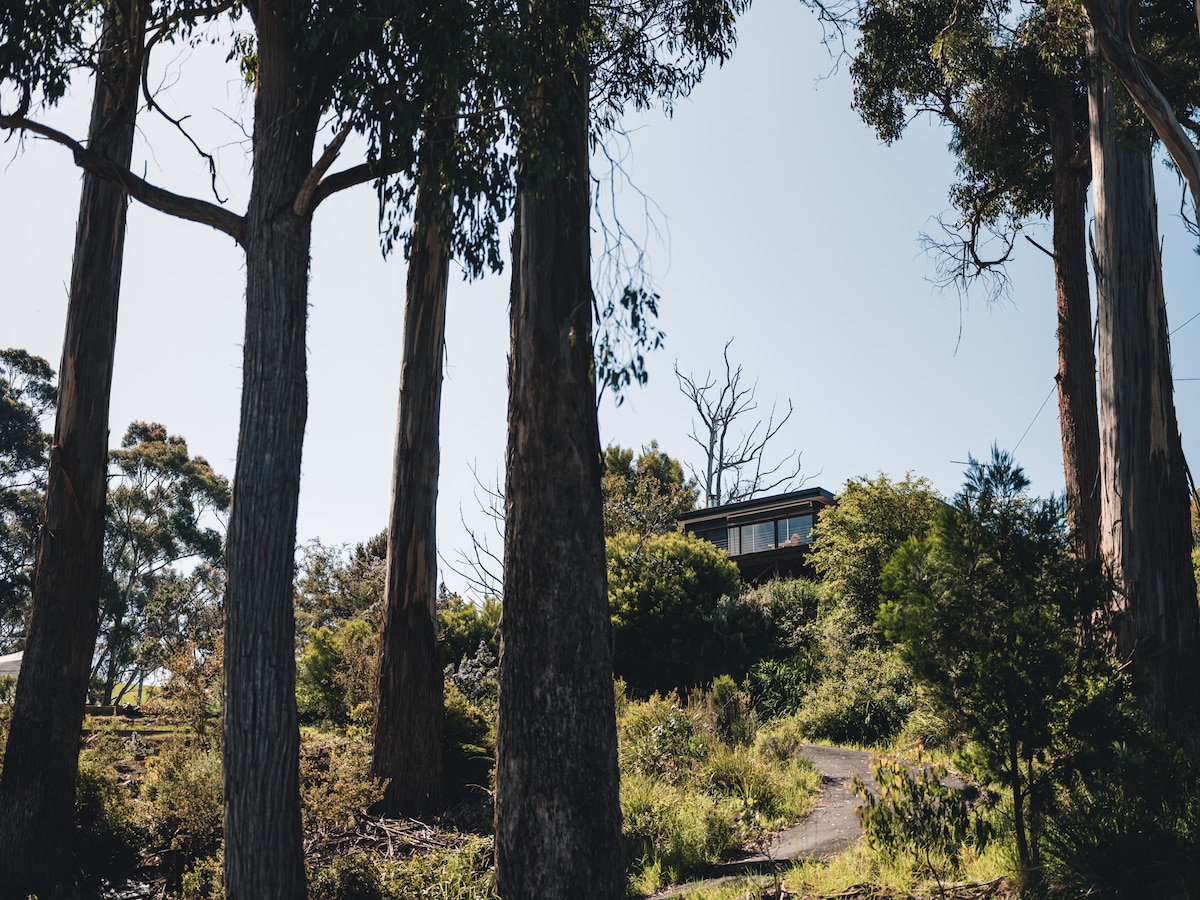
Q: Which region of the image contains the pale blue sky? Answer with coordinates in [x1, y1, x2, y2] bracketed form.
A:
[3, 2, 1198, 594]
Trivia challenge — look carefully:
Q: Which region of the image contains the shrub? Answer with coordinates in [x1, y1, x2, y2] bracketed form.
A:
[702, 745, 780, 818]
[157, 640, 223, 744]
[746, 654, 815, 720]
[794, 646, 913, 746]
[438, 591, 500, 668]
[445, 641, 498, 707]
[181, 850, 224, 900]
[618, 692, 709, 784]
[76, 753, 142, 882]
[1045, 673, 1200, 896]
[607, 530, 745, 695]
[754, 713, 808, 766]
[297, 616, 376, 729]
[708, 675, 756, 746]
[299, 733, 384, 835]
[851, 749, 972, 894]
[310, 854, 386, 900]
[444, 680, 495, 799]
[138, 741, 223, 890]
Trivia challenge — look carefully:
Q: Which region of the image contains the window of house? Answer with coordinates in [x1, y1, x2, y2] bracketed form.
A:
[696, 527, 728, 551]
[777, 514, 814, 546]
[740, 521, 775, 554]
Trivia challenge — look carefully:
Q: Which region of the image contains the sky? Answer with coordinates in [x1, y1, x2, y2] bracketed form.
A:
[3, 2, 1199, 596]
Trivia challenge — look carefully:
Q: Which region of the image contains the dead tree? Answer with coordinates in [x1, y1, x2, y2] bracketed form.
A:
[676, 340, 807, 507]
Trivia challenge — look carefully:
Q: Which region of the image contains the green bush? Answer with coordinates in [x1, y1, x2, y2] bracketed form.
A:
[438, 591, 501, 668]
[181, 850, 224, 900]
[138, 741, 223, 891]
[754, 713, 808, 766]
[607, 530, 745, 695]
[618, 692, 710, 785]
[296, 616, 376, 729]
[1045, 673, 1200, 896]
[299, 734, 384, 835]
[794, 646, 913, 746]
[311, 854, 386, 900]
[708, 675, 756, 746]
[702, 745, 780, 817]
[76, 753, 142, 882]
[746, 654, 815, 720]
[443, 680, 495, 799]
[851, 749, 972, 891]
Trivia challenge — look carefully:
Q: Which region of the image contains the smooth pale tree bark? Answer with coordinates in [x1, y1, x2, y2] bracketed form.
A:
[1048, 75, 1101, 566]
[1081, 0, 1200, 213]
[1088, 39, 1200, 756]
[373, 120, 453, 816]
[0, 3, 143, 895]
[222, 6, 320, 898]
[494, 2, 624, 892]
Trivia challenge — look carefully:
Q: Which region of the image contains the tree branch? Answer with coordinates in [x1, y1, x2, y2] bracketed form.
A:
[0, 114, 245, 243]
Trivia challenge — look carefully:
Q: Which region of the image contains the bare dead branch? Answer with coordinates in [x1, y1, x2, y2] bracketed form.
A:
[676, 339, 808, 507]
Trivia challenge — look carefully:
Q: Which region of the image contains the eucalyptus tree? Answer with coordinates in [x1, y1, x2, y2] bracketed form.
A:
[0, 2, 150, 894]
[495, 0, 747, 893]
[850, 0, 1102, 563]
[0, 1, 466, 894]
[0, 350, 55, 652]
[371, 0, 752, 830]
[1084, 30, 1200, 757]
[95, 423, 229, 706]
[369, 0, 514, 815]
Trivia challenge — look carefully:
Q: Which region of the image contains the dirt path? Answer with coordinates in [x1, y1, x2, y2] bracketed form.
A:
[651, 743, 874, 898]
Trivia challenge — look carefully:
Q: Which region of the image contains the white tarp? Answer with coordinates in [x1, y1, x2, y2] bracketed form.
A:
[0, 651, 21, 676]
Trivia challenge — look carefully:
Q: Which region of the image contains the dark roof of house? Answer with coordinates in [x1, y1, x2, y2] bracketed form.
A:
[677, 486, 836, 527]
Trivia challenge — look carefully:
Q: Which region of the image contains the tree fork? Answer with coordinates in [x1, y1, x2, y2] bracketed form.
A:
[0, 3, 143, 895]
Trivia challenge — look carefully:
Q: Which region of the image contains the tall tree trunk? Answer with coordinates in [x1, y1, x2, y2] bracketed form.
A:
[373, 116, 453, 816]
[1049, 75, 1101, 566]
[0, 3, 142, 895]
[494, 1, 624, 892]
[1088, 36, 1200, 755]
[222, 7, 315, 898]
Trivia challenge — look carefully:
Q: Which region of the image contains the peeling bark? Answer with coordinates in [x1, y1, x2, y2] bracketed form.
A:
[1088, 38, 1200, 755]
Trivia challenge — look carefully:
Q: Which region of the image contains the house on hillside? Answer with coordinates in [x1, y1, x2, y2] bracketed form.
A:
[679, 487, 836, 583]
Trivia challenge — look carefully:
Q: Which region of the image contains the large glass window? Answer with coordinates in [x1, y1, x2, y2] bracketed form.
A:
[696, 527, 727, 551]
[726, 526, 741, 556]
[777, 514, 814, 547]
[740, 521, 775, 554]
